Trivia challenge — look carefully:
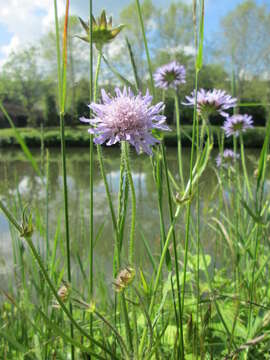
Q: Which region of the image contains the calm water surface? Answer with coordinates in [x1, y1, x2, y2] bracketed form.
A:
[0, 146, 265, 283]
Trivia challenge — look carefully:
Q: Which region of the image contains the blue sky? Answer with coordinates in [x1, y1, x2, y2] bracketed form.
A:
[0, 0, 269, 67]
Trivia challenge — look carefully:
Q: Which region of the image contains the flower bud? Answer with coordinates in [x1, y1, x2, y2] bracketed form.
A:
[20, 206, 33, 238]
[77, 10, 125, 50]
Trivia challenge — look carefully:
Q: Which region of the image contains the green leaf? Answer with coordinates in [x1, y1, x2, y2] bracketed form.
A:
[0, 329, 35, 359]
[257, 119, 270, 191]
[241, 199, 266, 225]
[164, 325, 177, 347]
[140, 269, 149, 294]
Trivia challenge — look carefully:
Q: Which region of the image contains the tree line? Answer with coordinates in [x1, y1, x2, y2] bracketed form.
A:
[0, 0, 269, 128]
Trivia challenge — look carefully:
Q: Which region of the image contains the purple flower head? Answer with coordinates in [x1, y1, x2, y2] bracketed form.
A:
[216, 149, 240, 169]
[222, 114, 253, 137]
[154, 61, 186, 90]
[80, 87, 171, 155]
[183, 88, 237, 119]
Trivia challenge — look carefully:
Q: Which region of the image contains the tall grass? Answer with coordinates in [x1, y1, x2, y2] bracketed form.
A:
[1, 0, 270, 359]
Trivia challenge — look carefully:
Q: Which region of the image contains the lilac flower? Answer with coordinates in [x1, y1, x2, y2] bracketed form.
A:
[222, 114, 254, 137]
[216, 149, 240, 169]
[183, 89, 237, 119]
[80, 87, 170, 155]
[154, 61, 186, 90]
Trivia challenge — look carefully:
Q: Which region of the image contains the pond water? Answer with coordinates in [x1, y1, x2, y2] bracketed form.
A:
[0, 146, 265, 283]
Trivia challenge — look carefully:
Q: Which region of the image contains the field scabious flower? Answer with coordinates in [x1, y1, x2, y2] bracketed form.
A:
[183, 89, 237, 119]
[80, 87, 170, 155]
[154, 61, 186, 90]
[222, 114, 254, 137]
[216, 149, 240, 168]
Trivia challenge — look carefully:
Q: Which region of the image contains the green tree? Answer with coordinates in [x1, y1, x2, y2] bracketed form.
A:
[219, 0, 270, 99]
[157, 1, 193, 50]
[1, 46, 44, 127]
[44, 93, 58, 127]
[40, 15, 89, 116]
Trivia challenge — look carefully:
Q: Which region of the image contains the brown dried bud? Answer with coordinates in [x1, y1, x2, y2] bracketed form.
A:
[113, 267, 135, 293]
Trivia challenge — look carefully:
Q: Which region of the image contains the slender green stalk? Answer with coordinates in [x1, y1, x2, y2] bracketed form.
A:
[174, 92, 184, 188]
[93, 50, 133, 355]
[123, 142, 136, 265]
[123, 142, 137, 353]
[94, 51, 118, 233]
[94, 51, 102, 101]
[182, 0, 204, 320]
[240, 135, 252, 199]
[45, 149, 50, 263]
[153, 152, 170, 269]
[195, 111, 203, 360]
[89, 0, 94, 343]
[135, 0, 155, 99]
[181, 70, 199, 311]
[97, 145, 118, 233]
[200, 239, 236, 347]
[115, 142, 127, 271]
[0, 201, 114, 357]
[121, 293, 134, 353]
[54, 0, 62, 109]
[248, 224, 260, 336]
[94, 309, 130, 359]
[138, 205, 181, 357]
[126, 37, 141, 91]
[161, 144, 185, 359]
[54, 1, 74, 358]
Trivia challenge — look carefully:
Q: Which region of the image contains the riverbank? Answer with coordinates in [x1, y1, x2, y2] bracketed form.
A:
[0, 125, 265, 148]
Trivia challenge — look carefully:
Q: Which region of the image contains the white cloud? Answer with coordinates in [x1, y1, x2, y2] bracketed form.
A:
[166, 44, 196, 56]
[1, 35, 19, 57]
[0, 0, 66, 66]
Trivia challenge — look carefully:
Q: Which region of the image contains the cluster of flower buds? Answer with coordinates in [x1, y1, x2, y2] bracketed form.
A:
[77, 10, 125, 50]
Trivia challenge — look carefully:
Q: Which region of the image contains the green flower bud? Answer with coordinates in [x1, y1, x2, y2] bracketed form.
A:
[20, 206, 33, 238]
[77, 10, 125, 50]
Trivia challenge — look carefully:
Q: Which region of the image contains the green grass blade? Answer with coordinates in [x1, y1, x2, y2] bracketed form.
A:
[102, 55, 136, 92]
[0, 102, 42, 178]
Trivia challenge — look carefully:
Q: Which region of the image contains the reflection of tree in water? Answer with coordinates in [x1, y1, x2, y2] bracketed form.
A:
[0, 147, 263, 277]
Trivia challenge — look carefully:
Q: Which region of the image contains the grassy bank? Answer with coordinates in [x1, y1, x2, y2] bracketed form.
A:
[0, 125, 265, 148]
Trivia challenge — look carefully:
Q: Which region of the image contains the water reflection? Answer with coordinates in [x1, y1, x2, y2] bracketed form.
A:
[0, 146, 262, 280]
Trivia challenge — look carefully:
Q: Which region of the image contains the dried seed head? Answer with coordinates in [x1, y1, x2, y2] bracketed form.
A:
[113, 267, 136, 292]
[175, 192, 194, 205]
[52, 284, 70, 309]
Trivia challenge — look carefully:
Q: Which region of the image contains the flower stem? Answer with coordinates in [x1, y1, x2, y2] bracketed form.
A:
[181, 69, 199, 312]
[89, 0, 94, 343]
[248, 225, 260, 337]
[240, 134, 252, 199]
[54, 0, 74, 357]
[123, 142, 136, 266]
[135, 0, 155, 99]
[174, 91, 184, 188]
[161, 144, 185, 359]
[138, 205, 182, 357]
[0, 200, 114, 357]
